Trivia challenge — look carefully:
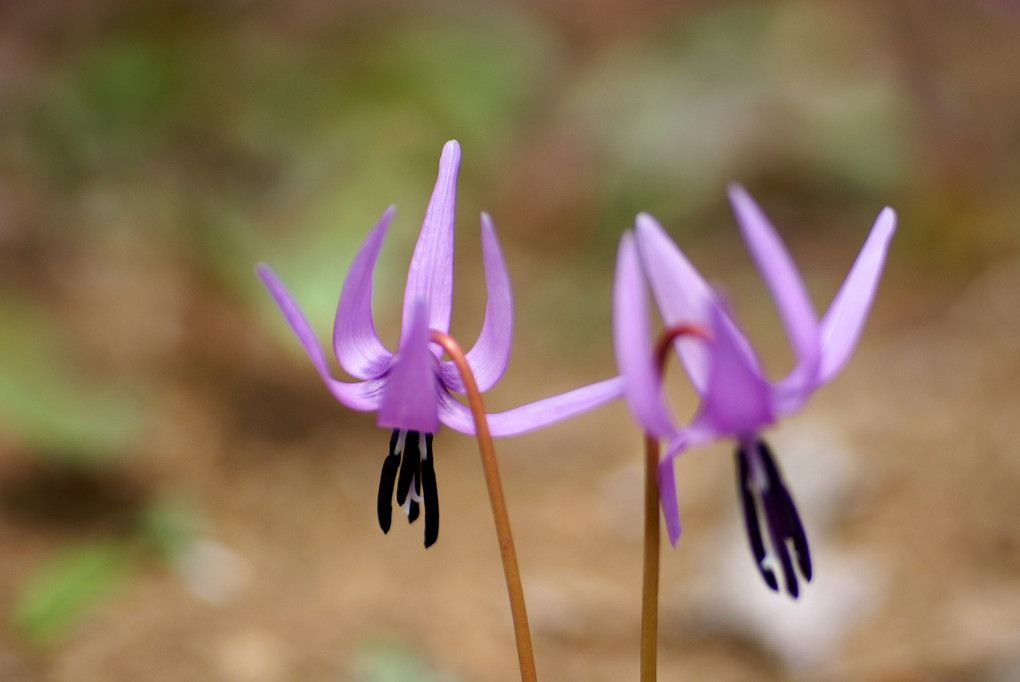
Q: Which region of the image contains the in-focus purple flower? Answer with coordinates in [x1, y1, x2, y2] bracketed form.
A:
[614, 185, 895, 597]
[258, 140, 622, 547]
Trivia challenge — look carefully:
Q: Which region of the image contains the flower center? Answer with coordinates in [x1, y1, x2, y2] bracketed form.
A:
[735, 439, 812, 598]
[377, 430, 440, 548]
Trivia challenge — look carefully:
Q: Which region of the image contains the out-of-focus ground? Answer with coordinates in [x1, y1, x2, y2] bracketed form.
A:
[0, 1, 1018, 680]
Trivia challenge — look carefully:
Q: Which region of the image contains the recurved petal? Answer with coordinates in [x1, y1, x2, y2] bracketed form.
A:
[726, 185, 820, 388]
[817, 207, 896, 384]
[698, 301, 774, 437]
[441, 213, 513, 394]
[614, 232, 676, 438]
[657, 457, 683, 548]
[438, 376, 625, 437]
[333, 206, 395, 379]
[402, 140, 460, 341]
[657, 425, 714, 546]
[256, 264, 382, 411]
[378, 300, 440, 434]
[634, 213, 714, 393]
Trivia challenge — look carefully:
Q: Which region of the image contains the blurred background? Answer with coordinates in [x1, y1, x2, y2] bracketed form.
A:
[1, 0, 1018, 680]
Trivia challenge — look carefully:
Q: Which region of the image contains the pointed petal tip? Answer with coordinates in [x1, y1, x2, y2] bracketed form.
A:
[402, 141, 460, 336]
[726, 182, 765, 220]
[634, 212, 663, 234]
[619, 229, 636, 251]
[439, 375, 625, 437]
[369, 206, 396, 237]
[333, 208, 395, 378]
[875, 207, 897, 237]
[725, 182, 821, 390]
[726, 184, 768, 230]
[451, 209, 513, 394]
[479, 211, 494, 232]
[726, 182, 748, 198]
[440, 140, 461, 164]
[614, 229, 678, 438]
[726, 184, 756, 215]
[814, 203, 898, 384]
[657, 458, 683, 547]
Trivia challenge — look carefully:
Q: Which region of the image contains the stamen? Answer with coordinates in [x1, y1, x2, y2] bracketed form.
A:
[421, 434, 439, 548]
[378, 430, 439, 547]
[779, 484, 812, 580]
[376, 430, 402, 534]
[735, 447, 777, 592]
[749, 440, 813, 598]
[758, 442, 812, 581]
[760, 473, 800, 598]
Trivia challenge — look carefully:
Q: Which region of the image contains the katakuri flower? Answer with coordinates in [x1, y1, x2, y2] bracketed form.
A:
[614, 186, 895, 597]
[258, 141, 622, 548]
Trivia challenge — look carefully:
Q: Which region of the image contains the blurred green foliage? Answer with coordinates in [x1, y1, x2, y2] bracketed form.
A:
[10, 496, 202, 647]
[568, 2, 912, 239]
[0, 300, 144, 465]
[136, 495, 202, 560]
[13, 541, 133, 647]
[351, 643, 454, 682]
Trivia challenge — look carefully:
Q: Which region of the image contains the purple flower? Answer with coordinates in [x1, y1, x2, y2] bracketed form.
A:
[614, 185, 895, 596]
[258, 141, 622, 547]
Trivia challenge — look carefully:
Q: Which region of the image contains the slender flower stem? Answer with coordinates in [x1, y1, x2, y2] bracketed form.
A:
[431, 331, 538, 682]
[640, 432, 661, 682]
[640, 323, 711, 682]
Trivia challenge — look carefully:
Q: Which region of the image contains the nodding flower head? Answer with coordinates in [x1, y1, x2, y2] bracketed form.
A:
[259, 141, 624, 547]
[614, 187, 895, 596]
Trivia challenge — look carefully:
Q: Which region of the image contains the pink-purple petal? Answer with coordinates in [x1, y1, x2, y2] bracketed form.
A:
[698, 301, 774, 437]
[256, 264, 382, 412]
[332, 207, 395, 379]
[402, 140, 460, 340]
[726, 185, 820, 389]
[378, 300, 440, 433]
[658, 425, 715, 546]
[657, 457, 683, 547]
[438, 376, 625, 437]
[817, 207, 896, 383]
[634, 213, 714, 393]
[614, 232, 676, 438]
[448, 212, 514, 394]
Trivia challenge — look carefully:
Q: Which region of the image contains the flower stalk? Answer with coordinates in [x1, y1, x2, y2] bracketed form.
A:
[430, 330, 537, 682]
[640, 323, 710, 682]
[640, 432, 660, 682]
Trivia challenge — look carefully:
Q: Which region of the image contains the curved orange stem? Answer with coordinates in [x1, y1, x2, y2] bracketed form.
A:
[640, 322, 711, 682]
[653, 323, 711, 375]
[430, 331, 537, 682]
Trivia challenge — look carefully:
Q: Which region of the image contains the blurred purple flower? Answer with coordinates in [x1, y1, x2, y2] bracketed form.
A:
[614, 186, 895, 596]
[258, 140, 622, 547]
